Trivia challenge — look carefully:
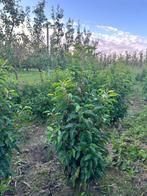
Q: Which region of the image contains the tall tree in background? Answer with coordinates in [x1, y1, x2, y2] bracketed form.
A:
[64, 18, 74, 52]
[75, 22, 83, 45]
[31, 0, 49, 72]
[145, 49, 147, 64]
[125, 51, 130, 65]
[132, 51, 138, 66]
[83, 28, 91, 46]
[32, 0, 46, 48]
[139, 51, 143, 67]
[83, 28, 96, 55]
[0, 0, 26, 78]
[50, 5, 64, 67]
[0, 0, 25, 42]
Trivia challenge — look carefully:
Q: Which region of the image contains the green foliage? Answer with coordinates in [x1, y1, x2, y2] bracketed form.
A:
[143, 76, 147, 101]
[0, 178, 12, 196]
[25, 49, 50, 71]
[45, 61, 132, 193]
[112, 133, 145, 173]
[69, 61, 132, 123]
[50, 5, 65, 67]
[134, 65, 147, 101]
[0, 59, 17, 179]
[0, 0, 25, 43]
[48, 75, 118, 193]
[15, 68, 73, 121]
[19, 82, 52, 121]
[32, 0, 46, 46]
[106, 63, 132, 123]
[65, 18, 74, 51]
[112, 106, 147, 173]
[135, 68, 147, 82]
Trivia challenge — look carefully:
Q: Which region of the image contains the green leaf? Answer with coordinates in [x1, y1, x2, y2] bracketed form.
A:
[84, 154, 91, 161]
[75, 103, 81, 112]
[64, 123, 75, 129]
[108, 90, 118, 97]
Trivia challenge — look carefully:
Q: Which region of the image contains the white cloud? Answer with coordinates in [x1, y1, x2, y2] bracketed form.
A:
[96, 25, 119, 33]
[94, 25, 147, 53]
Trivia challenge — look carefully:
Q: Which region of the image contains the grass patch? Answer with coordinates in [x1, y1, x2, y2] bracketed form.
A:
[11, 70, 49, 84]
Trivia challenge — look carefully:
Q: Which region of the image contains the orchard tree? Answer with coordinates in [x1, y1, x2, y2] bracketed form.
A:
[50, 5, 64, 67]
[145, 49, 147, 64]
[31, 0, 49, 71]
[0, 0, 25, 42]
[139, 51, 143, 67]
[0, 0, 26, 78]
[64, 18, 74, 51]
[75, 22, 83, 45]
[132, 51, 138, 66]
[125, 51, 131, 65]
[83, 28, 91, 46]
[32, 0, 46, 47]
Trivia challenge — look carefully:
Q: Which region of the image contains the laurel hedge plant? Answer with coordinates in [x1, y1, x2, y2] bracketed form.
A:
[0, 59, 17, 193]
[48, 76, 117, 193]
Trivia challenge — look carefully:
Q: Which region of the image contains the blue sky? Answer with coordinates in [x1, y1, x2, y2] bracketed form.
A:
[21, 0, 147, 52]
[22, 0, 147, 36]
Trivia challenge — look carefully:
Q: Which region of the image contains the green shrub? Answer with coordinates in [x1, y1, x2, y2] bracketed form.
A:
[17, 62, 132, 124]
[69, 62, 132, 123]
[112, 107, 147, 173]
[48, 68, 73, 83]
[143, 77, 147, 101]
[0, 60, 17, 179]
[135, 68, 147, 82]
[48, 78, 117, 193]
[18, 82, 52, 121]
[112, 133, 144, 173]
[101, 63, 132, 123]
[0, 178, 12, 196]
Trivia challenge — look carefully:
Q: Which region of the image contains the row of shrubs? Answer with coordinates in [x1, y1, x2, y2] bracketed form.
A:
[13, 62, 132, 193]
[17, 62, 132, 123]
[45, 63, 132, 193]
[13, 63, 132, 194]
[1, 61, 133, 195]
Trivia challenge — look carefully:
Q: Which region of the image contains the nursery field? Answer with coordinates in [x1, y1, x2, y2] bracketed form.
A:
[0, 1, 147, 195]
[1, 58, 147, 196]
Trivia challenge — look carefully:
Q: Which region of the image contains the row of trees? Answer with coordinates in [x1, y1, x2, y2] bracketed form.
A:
[0, 0, 147, 75]
[0, 0, 97, 72]
[98, 50, 147, 67]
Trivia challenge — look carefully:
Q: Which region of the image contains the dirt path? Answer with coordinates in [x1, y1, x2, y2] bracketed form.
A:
[8, 124, 73, 196]
[3, 123, 100, 196]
